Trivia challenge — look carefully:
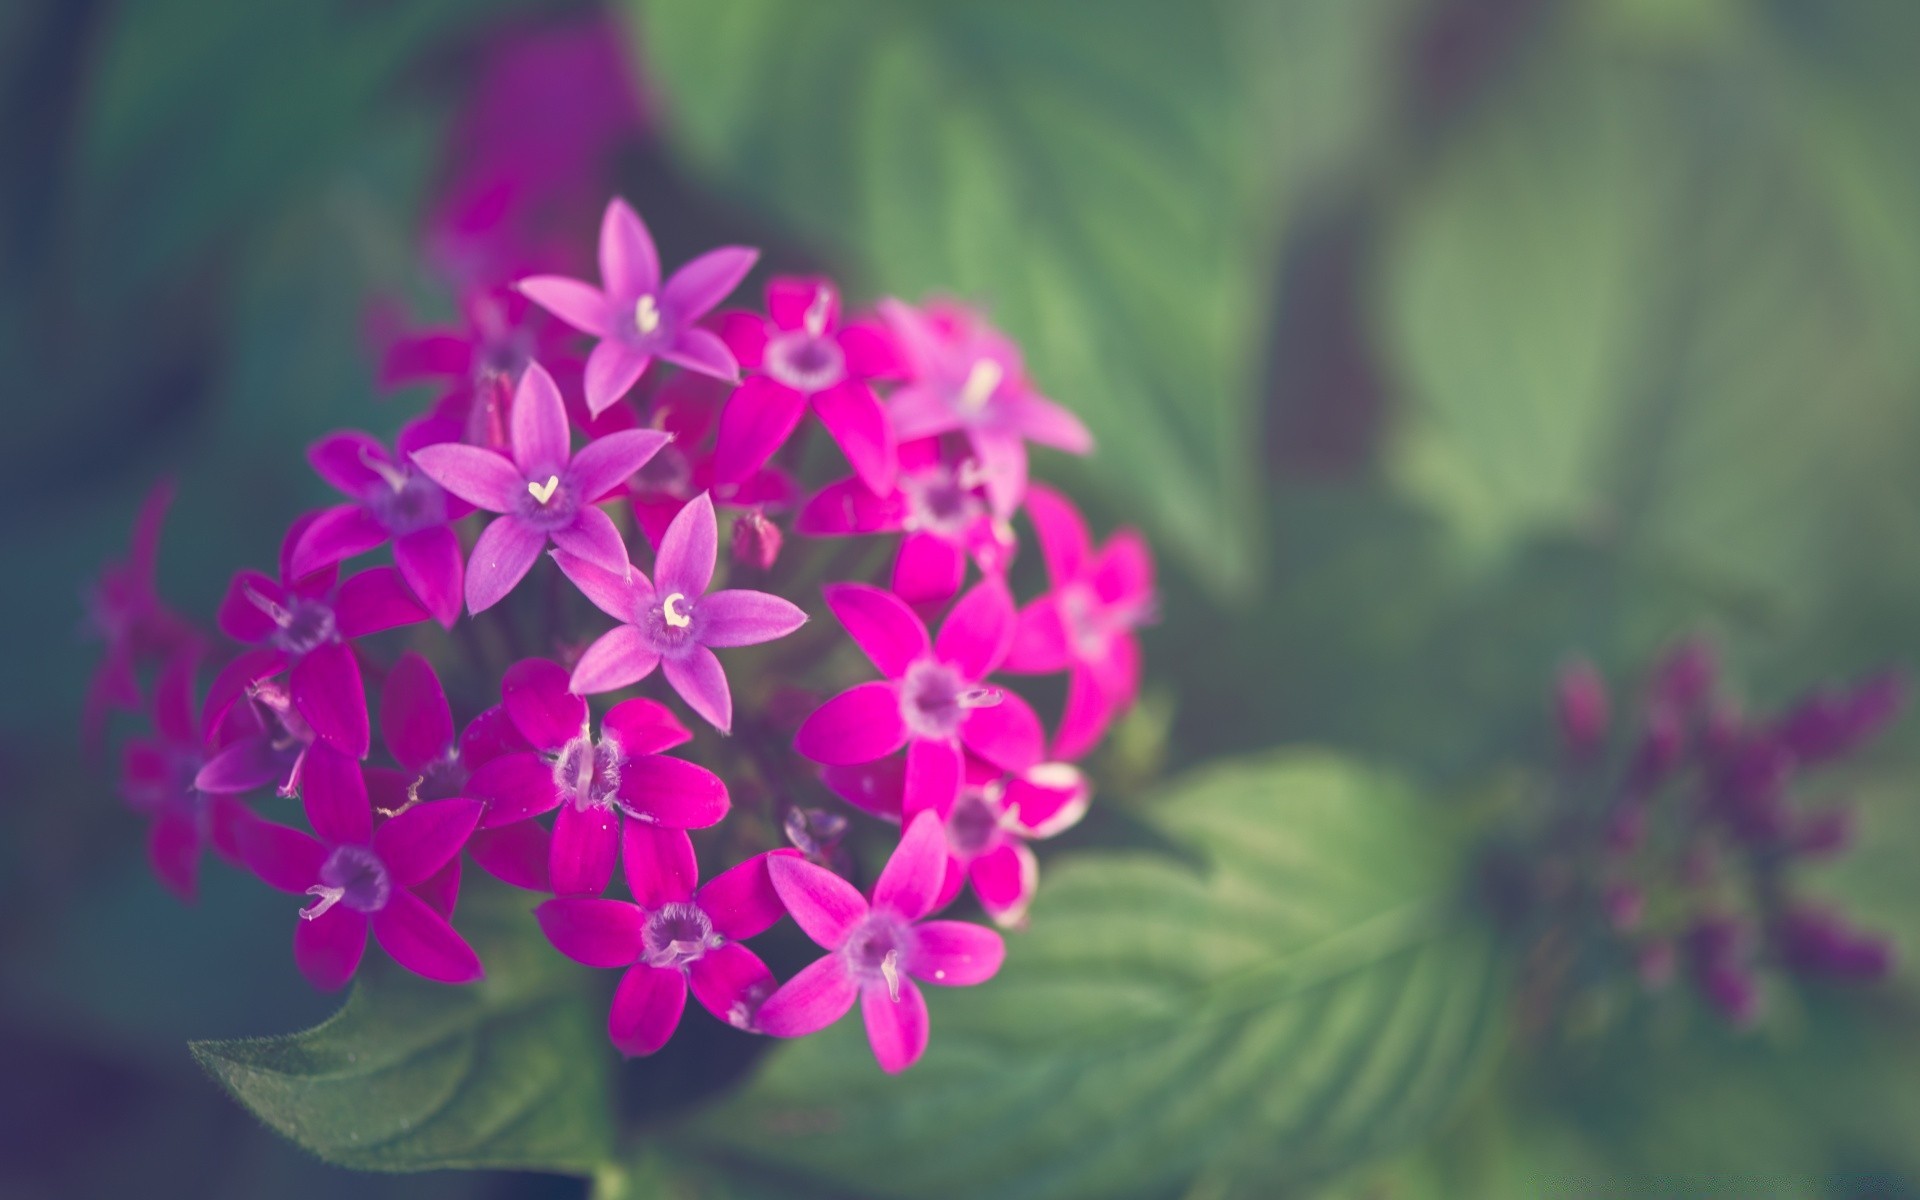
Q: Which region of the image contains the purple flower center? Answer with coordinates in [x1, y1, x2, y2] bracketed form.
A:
[511, 471, 580, 531]
[302, 844, 392, 919]
[553, 734, 622, 812]
[899, 660, 1000, 741]
[641, 901, 721, 969]
[364, 468, 449, 537]
[900, 463, 985, 540]
[637, 590, 703, 654]
[947, 787, 1004, 858]
[271, 598, 338, 658]
[128, 745, 208, 820]
[842, 911, 916, 1000]
[764, 329, 846, 394]
[411, 752, 469, 804]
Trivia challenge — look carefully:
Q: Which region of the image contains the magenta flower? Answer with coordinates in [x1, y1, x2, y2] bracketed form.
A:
[469, 658, 729, 897]
[238, 744, 484, 989]
[410, 360, 670, 613]
[194, 676, 316, 799]
[379, 286, 581, 437]
[290, 420, 474, 628]
[713, 276, 902, 494]
[120, 653, 255, 901]
[1003, 484, 1156, 760]
[82, 477, 202, 747]
[537, 826, 788, 1054]
[213, 543, 430, 760]
[756, 811, 1005, 1073]
[879, 299, 1092, 515]
[795, 580, 1044, 817]
[518, 197, 758, 416]
[797, 437, 1016, 609]
[626, 372, 797, 550]
[554, 491, 807, 732]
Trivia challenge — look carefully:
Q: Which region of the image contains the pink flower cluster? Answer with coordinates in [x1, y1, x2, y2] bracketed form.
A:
[87, 195, 1155, 1074]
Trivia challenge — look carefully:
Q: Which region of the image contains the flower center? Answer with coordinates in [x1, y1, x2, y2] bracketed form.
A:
[634, 294, 661, 337]
[408, 752, 469, 808]
[553, 734, 622, 812]
[513, 472, 578, 530]
[843, 913, 915, 1001]
[947, 786, 1005, 857]
[957, 359, 1003, 412]
[639, 589, 702, 654]
[128, 746, 208, 820]
[900, 463, 984, 538]
[302, 844, 391, 919]
[898, 660, 1001, 740]
[247, 586, 338, 658]
[364, 465, 447, 536]
[764, 329, 847, 394]
[528, 474, 561, 505]
[641, 901, 721, 970]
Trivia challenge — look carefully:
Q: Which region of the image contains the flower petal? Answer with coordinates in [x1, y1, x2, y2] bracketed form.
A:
[961, 689, 1045, 773]
[892, 532, 967, 610]
[374, 797, 482, 887]
[820, 758, 906, 821]
[768, 854, 868, 948]
[1008, 392, 1095, 454]
[688, 942, 777, 1031]
[308, 431, 388, 495]
[658, 327, 739, 381]
[837, 316, 904, 379]
[970, 428, 1028, 517]
[873, 810, 949, 921]
[662, 246, 759, 322]
[536, 897, 645, 967]
[935, 576, 1016, 681]
[518, 274, 613, 337]
[813, 379, 896, 495]
[713, 375, 807, 486]
[393, 526, 464, 630]
[1004, 763, 1092, 838]
[912, 919, 1006, 985]
[551, 504, 630, 576]
[655, 490, 717, 599]
[797, 476, 904, 536]
[766, 275, 839, 331]
[295, 906, 368, 991]
[467, 821, 551, 891]
[458, 704, 531, 768]
[291, 642, 369, 760]
[615, 753, 730, 829]
[755, 953, 859, 1038]
[377, 646, 451, 769]
[194, 734, 286, 795]
[862, 977, 929, 1074]
[823, 583, 930, 679]
[334, 567, 429, 638]
[599, 197, 660, 297]
[1055, 664, 1115, 762]
[609, 964, 687, 1056]
[465, 517, 547, 613]
[697, 851, 790, 941]
[570, 625, 662, 696]
[1091, 529, 1155, 608]
[970, 843, 1039, 928]
[302, 742, 372, 844]
[148, 812, 200, 901]
[408, 443, 521, 512]
[584, 341, 652, 417]
[1003, 595, 1072, 674]
[602, 697, 692, 755]
[467, 751, 562, 827]
[1022, 483, 1090, 587]
[794, 681, 909, 765]
[372, 889, 484, 984]
[502, 658, 587, 751]
[622, 824, 698, 907]
[511, 361, 573, 478]
[569, 428, 672, 501]
[290, 505, 388, 578]
[699, 589, 807, 648]
[550, 800, 620, 896]
[662, 644, 733, 734]
[417, 855, 461, 918]
[902, 737, 963, 822]
[238, 819, 326, 893]
[552, 548, 648, 621]
[217, 570, 284, 644]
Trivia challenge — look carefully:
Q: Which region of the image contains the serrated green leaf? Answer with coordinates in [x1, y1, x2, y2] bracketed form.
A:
[629, 0, 1409, 599]
[679, 752, 1508, 1200]
[190, 885, 614, 1176]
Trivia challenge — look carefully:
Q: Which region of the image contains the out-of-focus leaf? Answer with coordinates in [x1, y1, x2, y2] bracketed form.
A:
[679, 752, 1508, 1200]
[190, 885, 614, 1176]
[629, 0, 1410, 599]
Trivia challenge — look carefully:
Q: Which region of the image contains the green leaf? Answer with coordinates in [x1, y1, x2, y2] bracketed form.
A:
[190, 885, 614, 1176]
[629, 0, 1409, 599]
[679, 752, 1509, 1200]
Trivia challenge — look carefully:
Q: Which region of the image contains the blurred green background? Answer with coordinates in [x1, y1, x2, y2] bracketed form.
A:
[7, 0, 1920, 1196]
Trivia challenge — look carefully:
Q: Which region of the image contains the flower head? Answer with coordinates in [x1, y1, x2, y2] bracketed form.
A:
[626, 372, 796, 549]
[756, 811, 1006, 1072]
[555, 491, 808, 732]
[82, 478, 202, 747]
[119, 652, 255, 900]
[518, 197, 758, 415]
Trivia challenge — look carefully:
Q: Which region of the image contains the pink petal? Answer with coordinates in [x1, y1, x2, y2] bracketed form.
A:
[511, 362, 574, 477]
[1092, 530, 1155, 607]
[902, 737, 963, 822]
[797, 476, 904, 536]
[1004, 763, 1091, 838]
[662, 645, 733, 734]
[892, 532, 967, 609]
[713, 376, 807, 486]
[862, 978, 929, 1074]
[374, 797, 482, 887]
[417, 855, 461, 918]
[584, 341, 652, 417]
[838, 316, 905, 379]
[603, 697, 693, 754]
[551, 504, 630, 576]
[408, 443, 522, 512]
[308, 431, 388, 495]
[717, 309, 770, 369]
[766, 275, 839, 331]
[148, 812, 200, 901]
[334, 567, 429, 638]
[381, 655, 450, 773]
[812, 378, 896, 494]
[688, 942, 778, 1030]
[794, 681, 909, 765]
[662, 246, 759, 323]
[1023, 483, 1090, 587]
[616, 753, 730, 828]
[217, 570, 284, 644]
[518, 275, 613, 337]
[569, 428, 672, 500]
[1055, 664, 1115, 761]
[697, 851, 790, 940]
[820, 758, 906, 821]
[467, 821, 551, 891]
[823, 583, 930, 679]
[970, 843, 1039, 927]
[393, 526, 464, 630]
[536, 897, 645, 967]
[886, 384, 964, 441]
[290, 505, 388, 578]
[570, 625, 662, 696]
[372, 889, 484, 984]
[550, 800, 620, 896]
[599, 197, 661, 297]
[458, 704, 531, 769]
[655, 490, 717, 599]
[291, 642, 369, 760]
[609, 964, 687, 1056]
[755, 953, 859, 1038]
[659, 327, 739, 381]
[295, 906, 368, 991]
[622, 823, 698, 906]
[468, 751, 561, 826]
[552, 549, 648, 621]
[961, 689, 1045, 773]
[195, 734, 285, 795]
[969, 428, 1029, 517]
[700, 589, 807, 648]
[502, 658, 587, 751]
[302, 742, 373, 844]
[1009, 392, 1095, 454]
[768, 854, 868, 948]
[876, 299, 946, 378]
[1003, 595, 1072, 673]
[238, 819, 326, 893]
[152, 653, 197, 743]
[935, 576, 1016, 681]
[381, 331, 470, 386]
[912, 919, 1006, 984]
[465, 517, 547, 613]
[200, 647, 285, 744]
[873, 810, 948, 921]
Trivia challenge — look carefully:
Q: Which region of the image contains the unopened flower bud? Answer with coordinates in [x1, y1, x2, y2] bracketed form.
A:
[732, 509, 782, 571]
[1652, 635, 1717, 715]
[1555, 658, 1609, 759]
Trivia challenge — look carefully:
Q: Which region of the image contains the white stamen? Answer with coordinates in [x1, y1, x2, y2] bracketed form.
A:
[635, 294, 660, 336]
[803, 286, 832, 337]
[662, 592, 693, 628]
[880, 949, 902, 1002]
[527, 474, 560, 505]
[959, 359, 1002, 410]
[357, 446, 410, 493]
[300, 884, 344, 921]
[242, 583, 292, 627]
[959, 686, 1004, 709]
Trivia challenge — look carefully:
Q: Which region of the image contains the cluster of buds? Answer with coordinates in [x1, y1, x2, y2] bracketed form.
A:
[1503, 638, 1904, 1033]
[84, 194, 1154, 1074]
